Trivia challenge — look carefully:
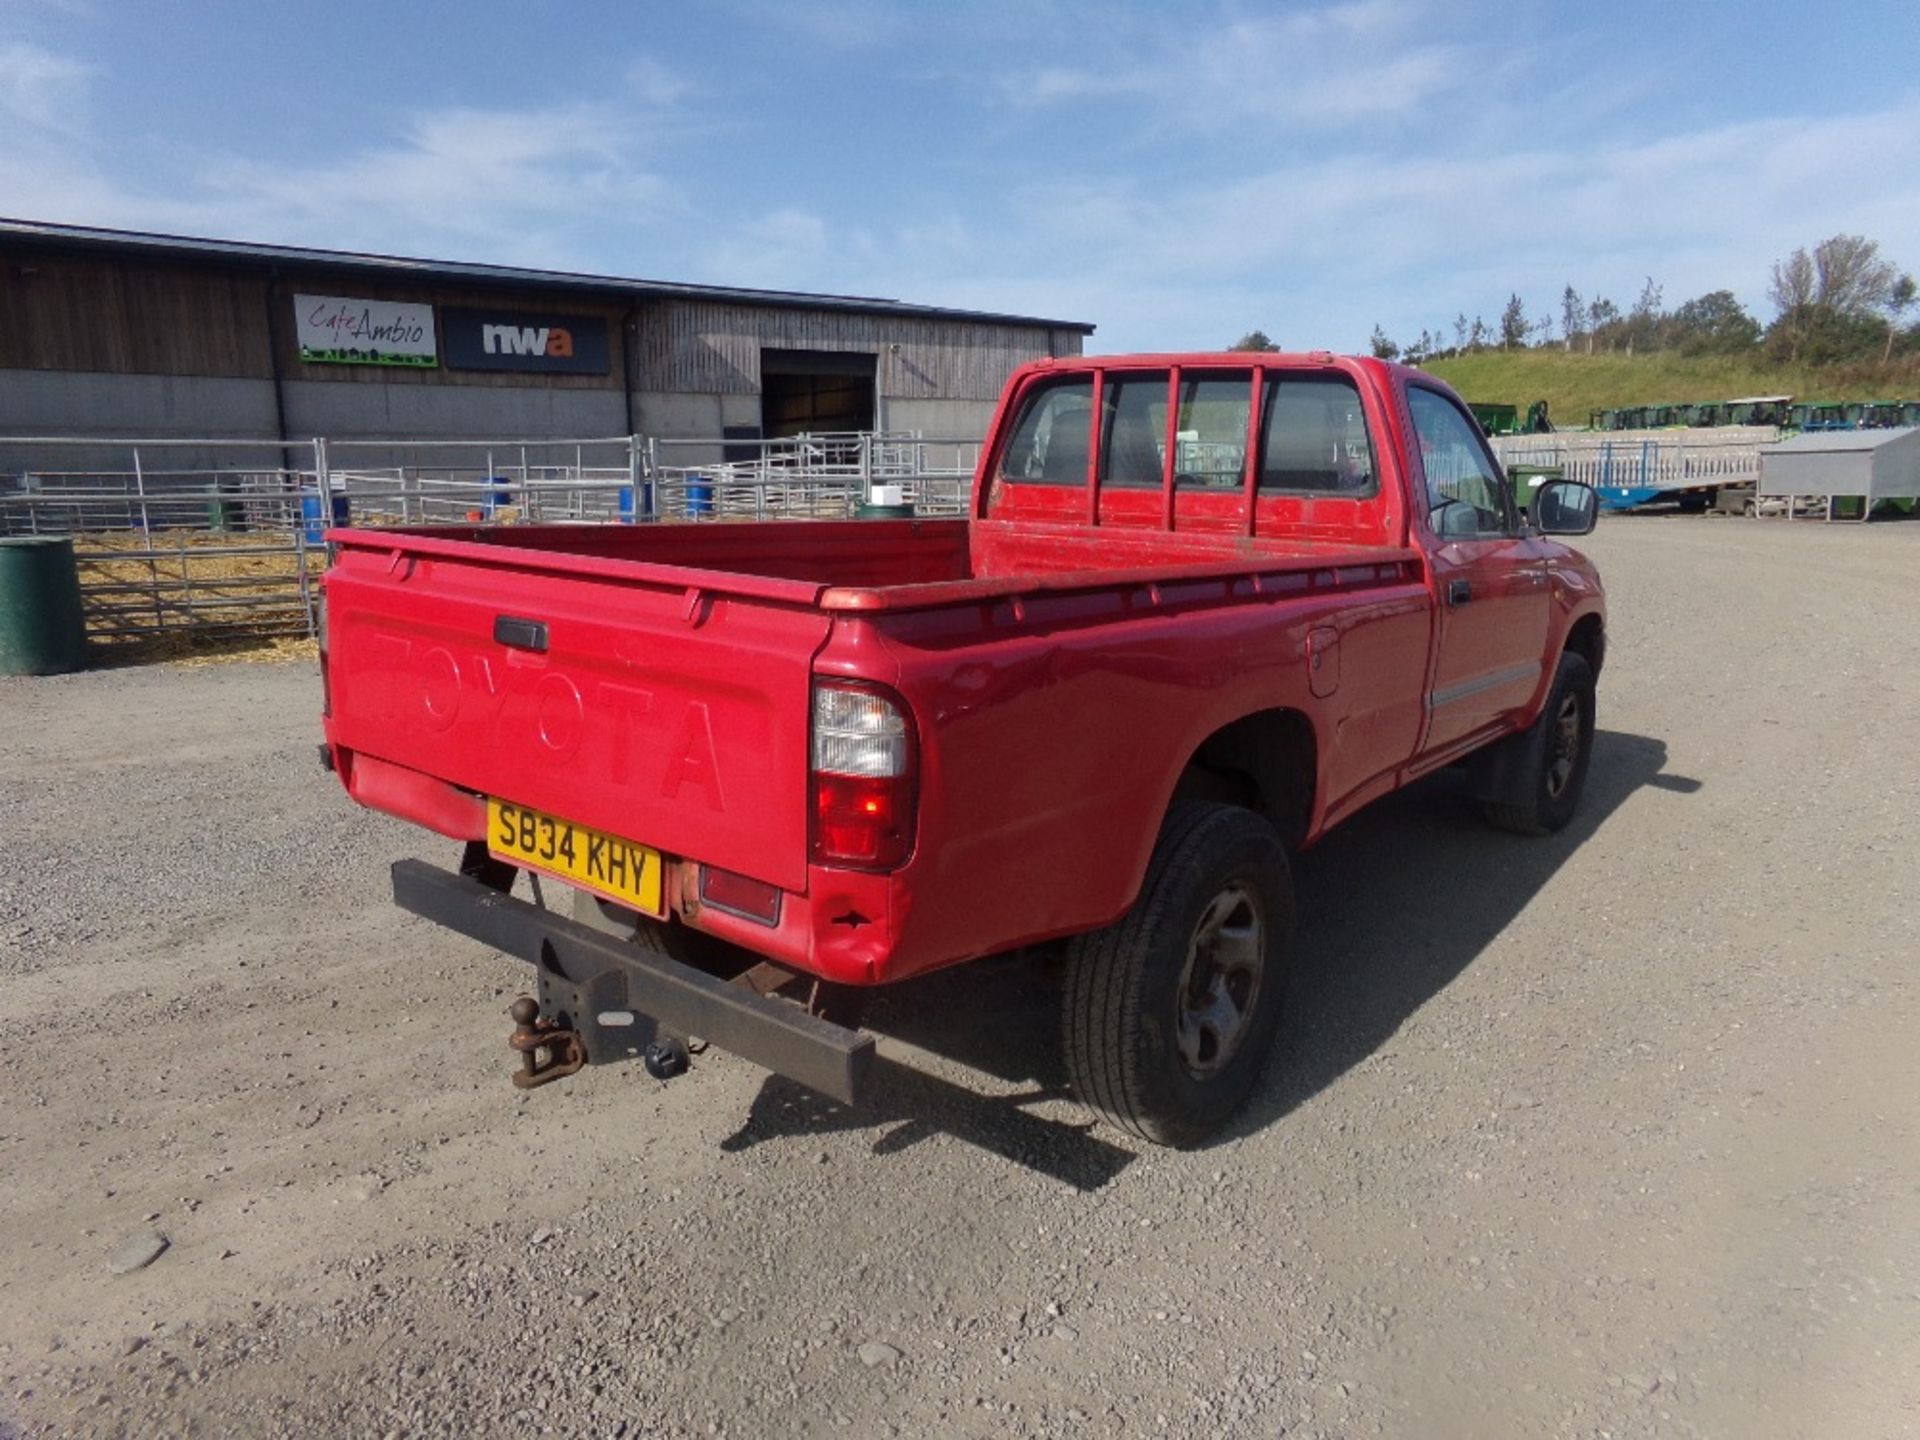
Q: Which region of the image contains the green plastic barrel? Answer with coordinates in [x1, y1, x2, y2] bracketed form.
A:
[1505, 463, 1564, 518]
[855, 501, 915, 519]
[0, 536, 89, 676]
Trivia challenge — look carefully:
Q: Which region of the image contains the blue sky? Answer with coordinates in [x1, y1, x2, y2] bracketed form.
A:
[3, 0, 1917, 353]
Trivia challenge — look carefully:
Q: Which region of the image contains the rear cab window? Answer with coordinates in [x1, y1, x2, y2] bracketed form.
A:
[988, 361, 1395, 543]
[1099, 373, 1172, 489]
[1259, 375, 1377, 495]
[1174, 374, 1253, 491]
[997, 378, 1093, 486]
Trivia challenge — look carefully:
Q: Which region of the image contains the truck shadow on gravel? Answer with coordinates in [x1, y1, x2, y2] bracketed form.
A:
[1225, 727, 1698, 1144]
[719, 728, 1695, 1180]
[718, 954, 1139, 1190]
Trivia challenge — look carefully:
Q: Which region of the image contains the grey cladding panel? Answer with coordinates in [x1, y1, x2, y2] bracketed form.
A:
[635, 301, 1070, 400]
[0, 369, 279, 438]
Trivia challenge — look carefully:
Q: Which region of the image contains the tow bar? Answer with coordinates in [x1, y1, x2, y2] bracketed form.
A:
[507, 996, 586, 1089]
[395, 859, 875, 1105]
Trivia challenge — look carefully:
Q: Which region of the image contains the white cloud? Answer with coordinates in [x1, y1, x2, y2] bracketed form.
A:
[4, 13, 1916, 362]
[0, 39, 94, 136]
[692, 95, 1920, 353]
[701, 207, 878, 292]
[170, 104, 680, 263]
[994, 0, 1477, 129]
[0, 44, 689, 270]
[626, 55, 694, 108]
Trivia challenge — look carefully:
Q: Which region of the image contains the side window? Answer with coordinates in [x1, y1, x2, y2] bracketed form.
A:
[997, 379, 1093, 485]
[1173, 373, 1252, 490]
[1100, 373, 1170, 489]
[1407, 386, 1511, 537]
[1258, 376, 1377, 494]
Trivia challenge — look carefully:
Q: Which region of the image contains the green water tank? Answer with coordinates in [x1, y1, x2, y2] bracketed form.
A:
[0, 535, 89, 676]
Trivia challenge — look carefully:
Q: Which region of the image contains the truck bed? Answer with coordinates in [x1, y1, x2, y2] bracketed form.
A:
[322, 516, 1426, 974]
[331, 517, 1420, 611]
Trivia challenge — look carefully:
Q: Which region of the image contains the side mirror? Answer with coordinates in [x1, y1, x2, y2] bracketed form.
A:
[1532, 479, 1598, 536]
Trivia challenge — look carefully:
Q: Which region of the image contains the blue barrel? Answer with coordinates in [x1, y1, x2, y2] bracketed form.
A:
[301, 490, 350, 545]
[618, 484, 655, 523]
[686, 479, 714, 517]
[485, 476, 513, 516]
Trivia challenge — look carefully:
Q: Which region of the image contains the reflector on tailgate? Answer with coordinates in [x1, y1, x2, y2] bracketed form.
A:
[324, 544, 833, 893]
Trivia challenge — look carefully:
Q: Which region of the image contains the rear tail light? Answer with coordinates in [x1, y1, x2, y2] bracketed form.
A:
[810, 682, 917, 870]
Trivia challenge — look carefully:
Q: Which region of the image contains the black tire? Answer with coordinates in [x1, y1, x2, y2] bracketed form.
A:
[1063, 802, 1294, 1147]
[1477, 651, 1596, 836]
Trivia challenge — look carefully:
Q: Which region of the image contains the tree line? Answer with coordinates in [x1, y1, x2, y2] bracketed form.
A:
[1233, 235, 1916, 368]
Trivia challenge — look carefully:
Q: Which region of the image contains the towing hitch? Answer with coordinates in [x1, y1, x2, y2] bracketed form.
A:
[508, 996, 586, 1089]
[394, 859, 874, 1105]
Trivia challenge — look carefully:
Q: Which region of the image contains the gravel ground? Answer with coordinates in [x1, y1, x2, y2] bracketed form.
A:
[2, 516, 1916, 1439]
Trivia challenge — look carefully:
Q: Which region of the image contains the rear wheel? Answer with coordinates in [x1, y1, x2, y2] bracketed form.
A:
[1063, 803, 1293, 1147]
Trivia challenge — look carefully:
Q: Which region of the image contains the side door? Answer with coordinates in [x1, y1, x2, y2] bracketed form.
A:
[1407, 384, 1553, 755]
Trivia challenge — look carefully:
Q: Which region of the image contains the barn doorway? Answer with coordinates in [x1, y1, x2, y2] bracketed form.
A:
[760, 348, 876, 439]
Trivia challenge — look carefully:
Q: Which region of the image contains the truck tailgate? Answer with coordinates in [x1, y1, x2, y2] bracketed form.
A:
[324, 537, 832, 892]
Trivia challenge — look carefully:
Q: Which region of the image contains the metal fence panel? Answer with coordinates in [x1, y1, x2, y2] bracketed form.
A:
[0, 429, 983, 650]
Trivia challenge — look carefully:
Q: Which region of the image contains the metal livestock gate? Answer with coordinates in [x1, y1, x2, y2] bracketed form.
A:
[0, 430, 982, 651]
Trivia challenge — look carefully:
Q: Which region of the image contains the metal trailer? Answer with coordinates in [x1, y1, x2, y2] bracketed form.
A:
[1492, 428, 1778, 512]
[1757, 427, 1920, 521]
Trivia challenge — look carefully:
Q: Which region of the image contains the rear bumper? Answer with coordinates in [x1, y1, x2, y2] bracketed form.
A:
[334, 746, 914, 985]
[391, 859, 875, 1105]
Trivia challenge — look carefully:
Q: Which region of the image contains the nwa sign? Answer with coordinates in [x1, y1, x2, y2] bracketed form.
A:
[295, 294, 437, 367]
[443, 308, 610, 374]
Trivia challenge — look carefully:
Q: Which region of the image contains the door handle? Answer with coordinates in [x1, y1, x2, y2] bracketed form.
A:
[1447, 579, 1472, 607]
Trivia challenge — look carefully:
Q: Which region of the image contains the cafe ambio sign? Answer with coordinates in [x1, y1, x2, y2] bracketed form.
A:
[294, 294, 438, 368]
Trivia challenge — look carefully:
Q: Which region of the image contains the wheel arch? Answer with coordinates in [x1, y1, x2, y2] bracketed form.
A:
[1167, 706, 1320, 853]
[1564, 610, 1606, 679]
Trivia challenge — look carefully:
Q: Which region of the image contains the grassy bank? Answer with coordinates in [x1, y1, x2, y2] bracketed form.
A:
[1421, 350, 1920, 423]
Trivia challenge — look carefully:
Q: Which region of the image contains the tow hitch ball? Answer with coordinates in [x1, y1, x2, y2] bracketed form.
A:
[507, 997, 586, 1089]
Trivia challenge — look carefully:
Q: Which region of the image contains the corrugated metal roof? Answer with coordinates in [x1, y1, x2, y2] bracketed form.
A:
[1761, 426, 1920, 454]
[0, 216, 1095, 333]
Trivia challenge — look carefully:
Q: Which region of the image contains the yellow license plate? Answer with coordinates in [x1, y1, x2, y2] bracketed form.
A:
[487, 798, 665, 917]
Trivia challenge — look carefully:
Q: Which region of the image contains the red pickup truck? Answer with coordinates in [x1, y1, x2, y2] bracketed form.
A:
[320, 353, 1605, 1145]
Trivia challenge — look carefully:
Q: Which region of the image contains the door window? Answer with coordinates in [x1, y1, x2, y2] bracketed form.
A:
[1407, 387, 1511, 538]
